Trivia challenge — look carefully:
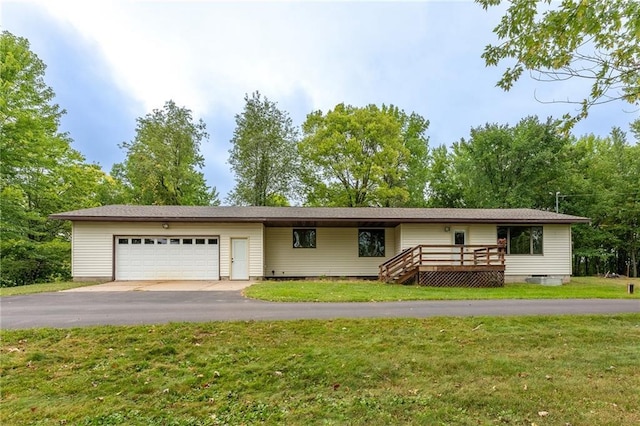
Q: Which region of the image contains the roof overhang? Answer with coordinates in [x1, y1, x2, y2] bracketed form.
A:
[49, 206, 591, 226]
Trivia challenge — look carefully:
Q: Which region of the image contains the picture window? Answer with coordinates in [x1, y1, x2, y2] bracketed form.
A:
[293, 229, 316, 248]
[358, 229, 385, 257]
[497, 226, 543, 255]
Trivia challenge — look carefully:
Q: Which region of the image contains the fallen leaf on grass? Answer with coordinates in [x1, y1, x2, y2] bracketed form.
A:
[538, 411, 549, 417]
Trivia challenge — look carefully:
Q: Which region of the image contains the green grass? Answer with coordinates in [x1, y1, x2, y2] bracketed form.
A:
[0, 281, 98, 296]
[1, 315, 639, 425]
[245, 276, 640, 302]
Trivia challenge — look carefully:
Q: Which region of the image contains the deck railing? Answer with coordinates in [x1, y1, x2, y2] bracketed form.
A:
[379, 244, 505, 282]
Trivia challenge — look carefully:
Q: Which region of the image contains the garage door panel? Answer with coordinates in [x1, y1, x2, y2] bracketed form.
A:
[115, 236, 219, 280]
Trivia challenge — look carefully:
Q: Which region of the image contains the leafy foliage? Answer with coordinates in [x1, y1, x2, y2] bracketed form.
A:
[113, 100, 219, 206]
[299, 104, 429, 207]
[563, 125, 640, 277]
[0, 31, 111, 286]
[428, 116, 569, 208]
[227, 91, 299, 206]
[478, 0, 640, 127]
[0, 239, 70, 287]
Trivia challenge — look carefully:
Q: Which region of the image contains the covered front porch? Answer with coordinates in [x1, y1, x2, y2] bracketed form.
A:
[379, 244, 506, 287]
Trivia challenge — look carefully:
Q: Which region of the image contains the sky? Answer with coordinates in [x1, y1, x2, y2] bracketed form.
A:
[2, 0, 638, 202]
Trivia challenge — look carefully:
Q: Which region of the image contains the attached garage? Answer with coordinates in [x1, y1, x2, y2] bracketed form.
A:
[115, 236, 219, 280]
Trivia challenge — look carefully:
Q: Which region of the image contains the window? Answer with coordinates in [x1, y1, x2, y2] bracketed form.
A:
[293, 229, 316, 248]
[157, 238, 167, 245]
[358, 229, 385, 257]
[131, 238, 142, 245]
[170, 238, 180, 245]
[144, 238, 155, 245]
[118, 238, 128, 244]
[497, 226, 543, 255]
[183, 238, 192, 244]
[208, 238, 218, 245]
[454, 231, 465, 245]
[195, 239, 205, 245]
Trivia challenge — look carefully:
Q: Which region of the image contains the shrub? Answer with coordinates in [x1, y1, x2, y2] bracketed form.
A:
[0, 239, 71, 287]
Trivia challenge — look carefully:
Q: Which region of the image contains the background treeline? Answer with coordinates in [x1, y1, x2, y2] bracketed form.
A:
[1, 30, 638, 286]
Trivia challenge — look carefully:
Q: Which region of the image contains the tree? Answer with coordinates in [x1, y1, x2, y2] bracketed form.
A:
[478, 0, 640, 127]
[563, 125, 640, 277]
[113, 100, 219, 206]
[382, 107, 431, 207]
[1, 31, 111, 285]
[227, 91, 298, 206]
[299, 103, 429, 207]
[424, 145, 465, 208]
[427, 116, 569, 209]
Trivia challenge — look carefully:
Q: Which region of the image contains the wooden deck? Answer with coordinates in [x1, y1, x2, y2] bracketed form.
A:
[379, 244, 505, 287]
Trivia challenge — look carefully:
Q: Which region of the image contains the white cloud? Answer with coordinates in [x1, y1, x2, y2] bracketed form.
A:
[32, 1, 440, 117]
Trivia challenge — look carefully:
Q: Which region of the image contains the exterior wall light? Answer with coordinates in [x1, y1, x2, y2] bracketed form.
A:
[444, 226, 451, 232]
[162, 223, 170, 229]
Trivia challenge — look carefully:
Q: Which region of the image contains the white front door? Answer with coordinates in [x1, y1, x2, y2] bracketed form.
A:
[452, 228, 468, 265]
[231, 238, 249, 280]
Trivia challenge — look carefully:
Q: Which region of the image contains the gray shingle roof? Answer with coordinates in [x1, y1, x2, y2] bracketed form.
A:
[49, 205, 590, 224]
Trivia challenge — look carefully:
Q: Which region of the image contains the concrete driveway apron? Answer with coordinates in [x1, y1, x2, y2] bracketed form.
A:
[62, 280, 254, 292]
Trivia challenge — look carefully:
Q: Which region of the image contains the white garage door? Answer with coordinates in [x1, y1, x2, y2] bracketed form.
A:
[115, 236, 219, 280]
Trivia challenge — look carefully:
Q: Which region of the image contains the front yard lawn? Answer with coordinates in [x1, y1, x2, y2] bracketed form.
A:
[244, 276, 640, 302]
[2, 315, 639, 425]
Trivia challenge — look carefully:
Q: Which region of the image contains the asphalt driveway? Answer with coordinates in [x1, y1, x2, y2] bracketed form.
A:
[1, 288, 638, 329]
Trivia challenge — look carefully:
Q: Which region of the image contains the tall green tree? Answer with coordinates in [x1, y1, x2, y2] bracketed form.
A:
[427, 116, 569, 209]
[478, 0, 640, 127]
[227, 91, 298, 206]
[563, 126, 640, 277]
[113, 100, 219, 206]
[1, 31, 111, 285]
[299, 103, 429, 207]
[425, 144, 465, 208]
[382, 107, 430, 207]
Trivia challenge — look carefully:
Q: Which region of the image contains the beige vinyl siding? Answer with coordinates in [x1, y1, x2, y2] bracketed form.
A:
[465, 224, 498, 245]
[503, 224, 572, 276]
[265, 227, 395, 277]
[399, 223, 573, 277]
[399, 223, 460, 248]
[72, 221, 264, 280]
